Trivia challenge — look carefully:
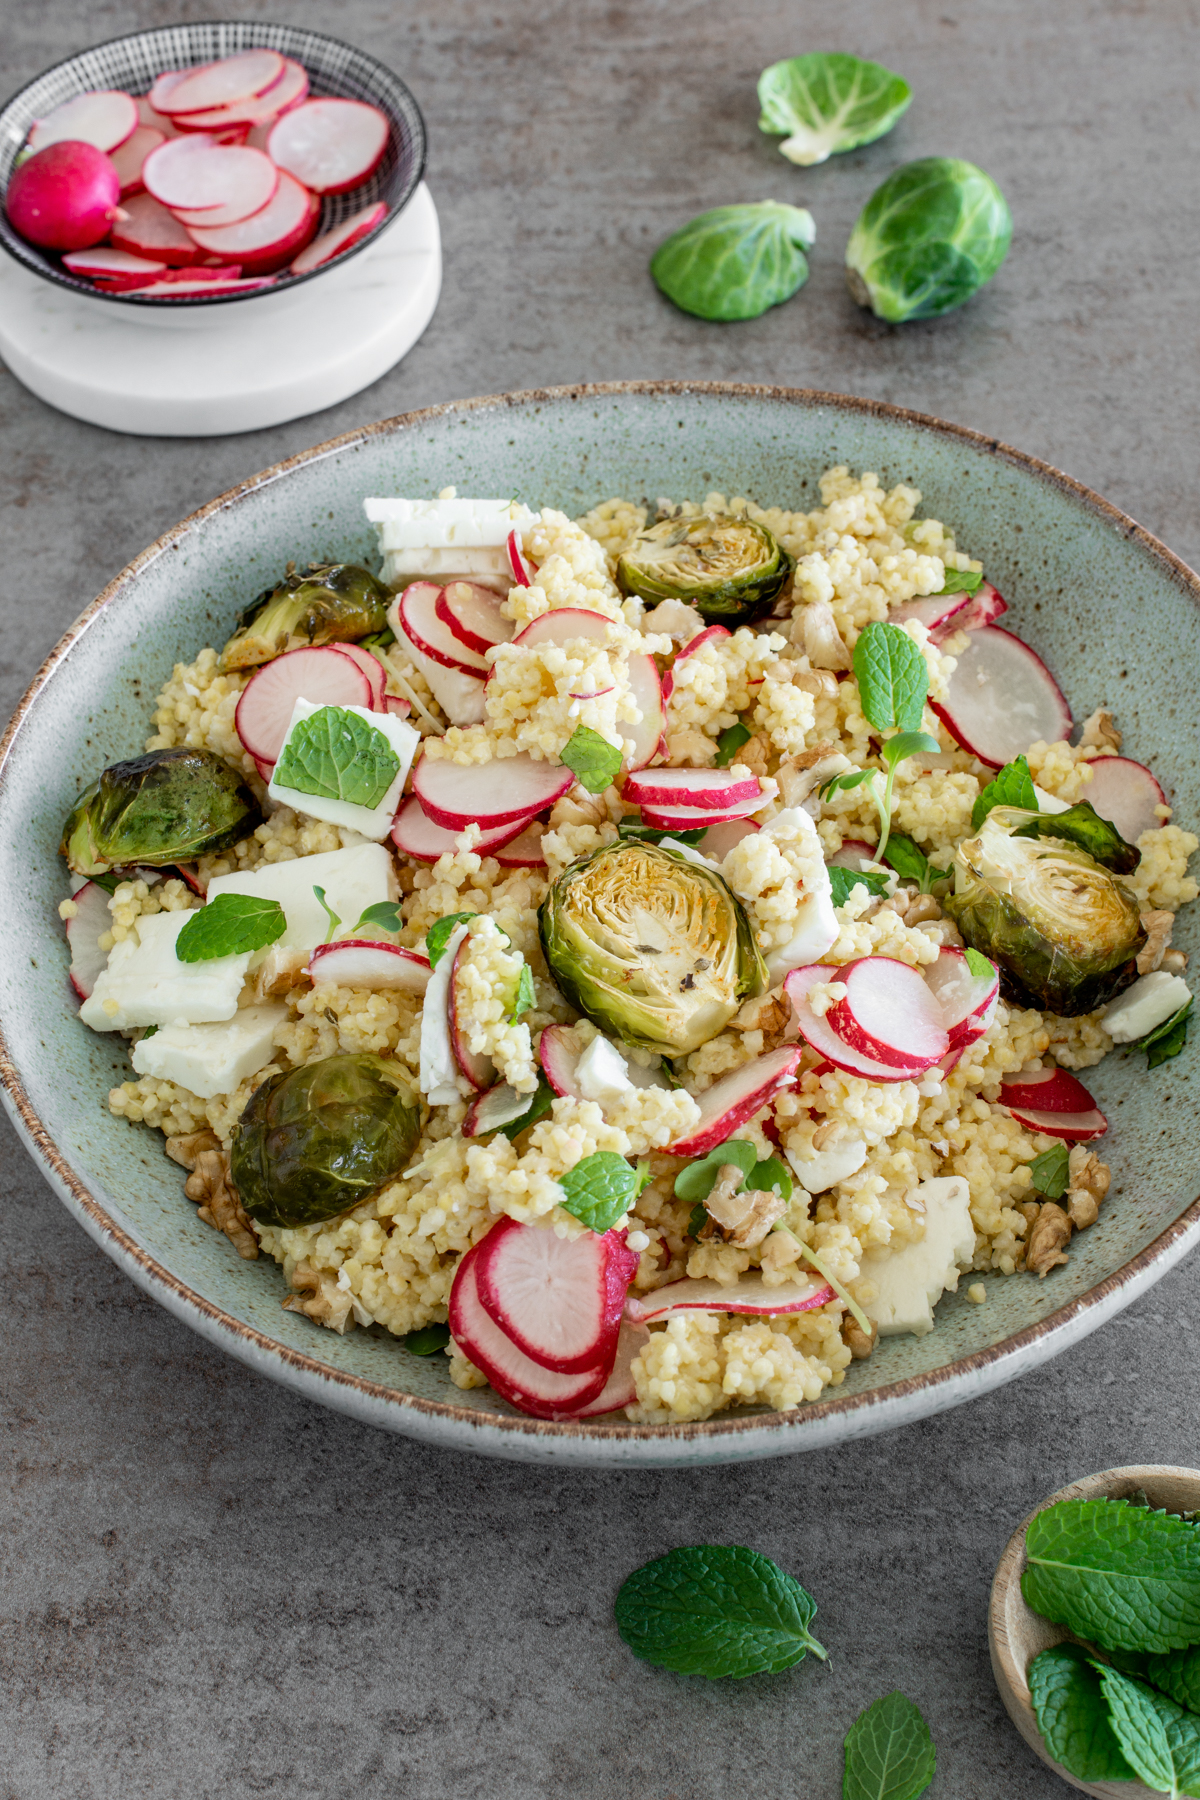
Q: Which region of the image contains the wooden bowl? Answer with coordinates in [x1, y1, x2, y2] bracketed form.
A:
[989, 1464, 1200, 1798]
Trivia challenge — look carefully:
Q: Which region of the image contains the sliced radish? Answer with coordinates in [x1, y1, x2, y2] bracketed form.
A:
[448, 1248, 611, 1419]
[491, 821, 547, 867]
[463, 1082, 535, 1137]
[386, 609, 486, 728]
[327, 641, 386, 708]
[307, 940, 432, 993]
[624, 768, 763, 811]
[145, 264, 244, 284]
[1082, 756, 1165, 845]
[289, 201, 386, 276]
[171, 59, 308, 132]
[111, 190, 203, 264]
[827, 956, 949, 1070]
[889, 591, 972, 636]
[512, 608, 616, 651]
[665, 1047, 803, 1156]
[573, 1319, 650, 1417]
[268, 97, 389, 195]
[1002, 1103, 1108, 1142]
[384, 694, 412, 719]
[109, 124, 164, 196]
[143, 134, 275, 212]
[660, 624, 732, 707]
[924, 946, 999, 1049]
[827, 838, 880, 871]
[252, 755, 275, 784]
[234, 645, 372, 764]
[638, 795, 768, 829]
[939, 579, 1007, 639]
[62, 245, 166, 282]
[449, 936, 497, 1091]
[148, 71, 188, 113]
[400, 583, 489, 677]
[6, 142, 120, 252]
[930, 627, 1072, 768]
[65, 880, 114, 1000]
[700, 817, 759, 860]
[539, 1024, 586, 1098]
[132, 275, 274, 297]
[413, 753, 573, 833]
[626, 1271, 834, 1323]
[171, 166, 280, 230]
[1000, 1067, 1101, 1115]
[390, 796, 531, 862]
[159, 50, 286, 116]
[436, 582, 516, 657]
[184, 171, 319, 274]
[28, 90, 138, 156]
[475, 1217, 635, 1374]
[623, 652, 666, 771]
[783, 966, 929, 1083]
[136, 96, 180, 136]
[507, 529, 535, 587]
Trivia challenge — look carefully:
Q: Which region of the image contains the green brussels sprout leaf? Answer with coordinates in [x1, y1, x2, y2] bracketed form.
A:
[221, 563, 390, 672]
[714, 721, 753, 768]
[560, 724, 623, 795]
[853, 622, 930, 733]
[175, 893, 286, 963]
[404, 1322, 451, 1356]
[558, 1151, 649, 1233]
[427, 913, 477, 968]
[650, 203, 816, 323]
[616, 514, 793, 624]
[1028, 1142, 1070, 1200]
[1011, 801, 1140, 875]
[757, 52, 911, 166]
[827, 864, 890, 907]
[937, 568, 984, 596]
[61, 747, 262, 877]
[273, 706, 400, 810]
[972, 755, 1037, 828]
[846, 157, 1012, 323]
[617, 820, 707, 846]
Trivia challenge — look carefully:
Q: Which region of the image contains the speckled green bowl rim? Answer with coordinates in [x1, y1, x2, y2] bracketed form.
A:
[3, 381, 1199, 1464]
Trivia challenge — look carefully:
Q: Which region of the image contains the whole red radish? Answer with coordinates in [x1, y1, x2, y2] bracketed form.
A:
[6, 141, 121, 250]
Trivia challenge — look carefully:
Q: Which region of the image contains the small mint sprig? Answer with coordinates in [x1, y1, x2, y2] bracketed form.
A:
[560, 724, 623, 795]
[820, 729, 941, 867]
[558, 1151, 652, 1233]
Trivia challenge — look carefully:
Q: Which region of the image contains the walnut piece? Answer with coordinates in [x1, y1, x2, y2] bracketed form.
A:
[184, 1148, 259, 1260]
[843, 1315, 878, 1359]
[759, 1229, 798, 1274]
[548, 786, 611, 829]
[665, 728, 718, 768]
[165, 1129, 221, 1170]
[736, 733, 771, 780]
[281, 1262, 356, 1333]
[732, 985, 792, 1046]
[1137, 910, 1174, 974]
[642, 599, 705, 644]
[1162, 948, 1190, 974]
[794, 599, 852, 670]
[1025, 1201, 1072, 1277]
[254, 945, 311, 998]
[1066, 1147, 1111, 1230]
[790, 667, 840, 702]
[703, 1165, 786, 1247]
[776, 747, 851, 809]
[1079, 708, 1122, 752]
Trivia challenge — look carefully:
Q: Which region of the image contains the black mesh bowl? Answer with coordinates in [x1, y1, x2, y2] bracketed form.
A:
[0, 20, 427, 308]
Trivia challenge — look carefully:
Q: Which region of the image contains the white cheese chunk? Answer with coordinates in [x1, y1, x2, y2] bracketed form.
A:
[861, 1177, 976, 1337]
[419, 923, 469, 1105]
[575, 1036, 633, 1105]
[206, 843, 396, 957]
[755, 808, 839, 981]
[1032, 783, 1071, 814]
[131, 1004, 287, 1099]
[363, 497, 536, 550]
[267, 699, 419, 839]
[1102, 970, 1192, 1043]
[382, 545, 512, 588]
[785, 1136, 868, 1195]
[80, 911, 251, 1033]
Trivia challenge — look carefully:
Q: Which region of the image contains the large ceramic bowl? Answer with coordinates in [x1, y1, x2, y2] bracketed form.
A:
[2, 383, 1197, 1467]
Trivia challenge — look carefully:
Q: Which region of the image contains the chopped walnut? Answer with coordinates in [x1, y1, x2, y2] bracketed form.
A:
[165, 1129, 221, 1170]
[776, 747, 852, 809]
[548, 786, 611, 829]
[790, 667, 840, 702]
[1025, 1201, 1072, 1277]
[759, 1229, 799, 1273]
[254, 945, 311, 998]
[843, 1315, 878, 1359]
[794, 599, 852, 670]
[665, 728, 718, 768]
[184, 1149, 259, 1260]
[1079, 708, 1122, 752]
[703, 1165, 786, 1247]
[1137, 911, 1174, 974]
[732, 985, 792, 1046]
[281, 1262, 356, 1333]
[736, 733, 771, 780]
[811, 1118, 847, 1152]
[1066, 1147, 1111, 1230]
[1163, 948, 1190, 974]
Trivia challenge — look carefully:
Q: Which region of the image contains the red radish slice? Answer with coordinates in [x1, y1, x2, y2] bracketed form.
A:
[1082, 756, 1165, 845]
[172, 59, 308, 132]
[111, 190, 202, 264]
[63, 246, 166, 281]
[699, 817, 759, 859]
[448, 1249, 611, 1419]
[148, 72, 188, 113]
[626, 1271, 835, 1323]
[475, 1217, 635, 1374]
[390, 796, 530, 862]
[930, 627, 1072, 769]
[65, 880, 114, 1000]
[384, 694, 412, 719]
[638, 796, 768, 829]
[924, 946, 999, 1049]
[492, 821, 547, 867]
[289, 201, 386, 275]
[624, 768, 763, 811]
[146, 264, 243, 283]
[783, 967, 929, 1083]
[666, 1047, 803, 1156]
[252, 756, 274, 783]
[1002, 1103, 1108, 1142]
[388, 615, 487, 728]
[136, 96, 180, 136]
[159, 50, 285, 116]
[623, 652, 666, 771]
[413, 754, 573, 833]
[827, 838, 880, 871]
[400, 583, 489, 676]
[507, 529, 535, 586]
[109, 124, 164, 196]
[182, 169, 318, 272]
[449, 937, 497, 1091]
[660, 624, 731, 706]
[512, 608, 616, 650]
[326, 641, 386, 707]
[937, 579, 1007, 639]
[6, 143, 121, 252]
[1000, 1067, 1100, 1115]
[463, 1082, 535, 1137]
[889, 591, 972, 636]
[268, 97, 389, 195]
[539, 1024, 587, 1098]
[234, 645, 372, 764]
[436, 582, 516, 657]
[171, 172, 280, 230]
[132, 276, 273, 297]
[143, 136, 276, 214]
[574, 1319, 650, 1417]
[828, 956, 950, 1070]
[28, 90, 138, 156]
[307, 940, 432, 993]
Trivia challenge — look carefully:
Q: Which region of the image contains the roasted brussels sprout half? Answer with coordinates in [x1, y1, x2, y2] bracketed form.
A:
[539, 840, 766, 1056]
[231, 1053, 420, 1230]
[616, 516, 793, 624]
[945, 805, 1146, 1016]
[61, 747, 261, 876]
[845, 157, 1012, 323]
[221, 563, 390, 672]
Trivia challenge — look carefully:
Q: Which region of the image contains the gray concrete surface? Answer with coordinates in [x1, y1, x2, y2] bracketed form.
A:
[2, 1, 1198, 1794]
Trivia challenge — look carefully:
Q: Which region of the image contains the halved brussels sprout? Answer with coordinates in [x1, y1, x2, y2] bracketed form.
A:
[61, 747, 261, 876]
[221, 563, 390, 672]
[845, 157, 1012, 323]
[945, 805, 1146, 1016]
[616, 516, 793, 624]
[231, 1053, 420, 1230]
[539, 840, 766, 1056]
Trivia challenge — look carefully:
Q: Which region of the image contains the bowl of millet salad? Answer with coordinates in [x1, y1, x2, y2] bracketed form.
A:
[2, 383, 1197, 1467]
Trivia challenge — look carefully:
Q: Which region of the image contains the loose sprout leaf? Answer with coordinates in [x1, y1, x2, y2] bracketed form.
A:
[757, 53, 911, 167]
[175, 893, 286, 963]
[558, 1151, 643, 1233]
[403, 1322, 451, 1356]
[273, 705, 401, 809]
[828, 865, 891, 907]
[509, 963, 536, 1024]
[1011, 801, 1141, 874]
[1021, 1498, 1200, 1652]
[936, 568, 984, 596]
[820, 769, 878, 801]
[687, 1201, 709, 1239]
[360, 627, 395, 655]
[1028, 1142, 1070, 1200]
[972, 755, 1038, 829]
[1095, 1662, 1200, 1796]
[714, 721, 753, 768]
[140, 1025, 159, 1039]
[1027, 1646, 1138, 1784]
[749, 1155, 793, 1202]
[498, 1079, 555, 1141]
[427, 913, 476, 969]
[842, 1690, 936, 1800]
[853, 623, 929, 734]
[674, 1138, 760, 1204]
[963, 947, 995, 981]
[845, 157, 1013, 324]
[614, 1544, 826, 1678]
[1133, 998, 1194, 1069]
[650, 202, 816, 323]
[560, 724, 623, 795]
[312, 885, 341, 944]
[355, 901, 404, 936]
[880, 730, 941, 770]
[617, 820, 708, 846]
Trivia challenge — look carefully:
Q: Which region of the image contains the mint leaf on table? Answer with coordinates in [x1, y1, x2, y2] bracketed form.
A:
[1133, 999, 1194, 1070]
[828, 864, 891, 907]
[1028, 1141, 1070, 1200]
[498, 1078, 555, 1141]
[617, 820, 708, 846]
[509, 962, 536, 1023]
[1027, 1645, 1138, 1784]
[714, 721, 753, 767]
[1022, 1498, 1200, 1652]
[426, 913, 476, 969]
[971, 754, 1037, 828]
[403, 1322, 451, 1356]
[560, 724, 622, 795]
[355, 900, 404, 936]
[614, 1544, 826, 1678]
[273, 705, 401, 809]
[558, 1151, 648, 1232]
[1096, 1661, 1200, 1797]
[852, 621, 929, 733]
[936, 568, 984, 596]
[843, 1690, 936, 1800]
[174, 893, 286, 963]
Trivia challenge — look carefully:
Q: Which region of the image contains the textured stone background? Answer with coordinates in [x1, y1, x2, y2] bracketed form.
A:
[2, 2, 1199, 1795]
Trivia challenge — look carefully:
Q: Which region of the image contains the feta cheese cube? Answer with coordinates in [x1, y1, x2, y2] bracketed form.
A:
[575, 1036, 633, 1105]
[1102, 970, 1192, 1043]
[756, 809, 838, 982]
[267, 700, 419, 839]
[785, 1135, 868, 1196]
[861, 1177, 976, 1337]
[131, 1004, 287, 1099]
[80, 911, 251, 1032]
[206, 843, 396, 957]
[364, 497, 537, 591]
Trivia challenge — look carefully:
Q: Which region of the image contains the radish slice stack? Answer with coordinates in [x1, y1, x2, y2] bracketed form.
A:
[307, 940, 432, 992]
[64, 880, 116, 1000]
[1000, 1068, 1108, 1141]
[782, 957, 974, 1082]
[930, 627, 1072, 768]
[923, 947, 998, 1049]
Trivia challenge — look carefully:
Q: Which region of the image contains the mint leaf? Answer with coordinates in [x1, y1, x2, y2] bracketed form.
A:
[1027, 1645, 1138, 1784]
[828, 864, 890, 907]
[715, 721, 753, 768]
[498, 1078, 555, 1140]
[1010, 800, 1141, 875]
[881, 832, 949, 892]
[843, 1690, 936, 1800]
[510, 962, 536, 1023]
[1135, 998, 1193, 1069]
[937, 568, 983, 596]
[560, 724, 622, 795]
[964, 947, 995, 981]
[427, 913, 476, 969]
[1028, 1141, 1070, 1199]
[175, 893, 286, 963]
[558, 1151, 642, 1232]
[312, 885, 341, 943]
[404, 1322, 450, 1355]
[674, 1138, 760, 1204]
[852, 622, 929, 733]
[1096, 1662, 1200, 1796]
[880, 729, 941, 770]
[617, 820, 708, 846]
[355, 901, 404, 936]
[972, 755, 1037, 829]
[614, 1544, 826, 1678]
[274, 705, 401, 809]
[1022, 1498, 1200, 1652]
